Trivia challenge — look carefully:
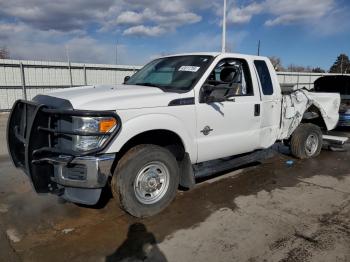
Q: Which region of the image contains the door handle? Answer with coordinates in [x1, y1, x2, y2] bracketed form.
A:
[254, 104, 260, 116]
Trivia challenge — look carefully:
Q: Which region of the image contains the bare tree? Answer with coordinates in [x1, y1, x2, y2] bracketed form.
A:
[269, 56, 284, 71]
[0, 47, 10, 59]
[312, 67, 326, 73]
[287, 64, 314, 73]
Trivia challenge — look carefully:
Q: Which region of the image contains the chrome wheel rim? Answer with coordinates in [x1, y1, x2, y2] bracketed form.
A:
[134, 161, 170, 205]
[305, 133, 319, 156]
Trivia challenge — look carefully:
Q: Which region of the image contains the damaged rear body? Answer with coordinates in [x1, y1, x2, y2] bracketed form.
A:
[279, 90, 340, 140]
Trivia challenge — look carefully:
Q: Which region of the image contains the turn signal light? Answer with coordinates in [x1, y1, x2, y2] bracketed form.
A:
[99, 118, 117, 133]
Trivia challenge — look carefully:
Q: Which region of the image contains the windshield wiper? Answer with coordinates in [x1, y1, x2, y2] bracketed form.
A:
[134, 82, 169, 92]
[134, 82, 161, 88]
[132, 82, 181, 93]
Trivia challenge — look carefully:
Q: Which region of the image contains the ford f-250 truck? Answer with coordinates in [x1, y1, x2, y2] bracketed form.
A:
[7, 53, 340, 217]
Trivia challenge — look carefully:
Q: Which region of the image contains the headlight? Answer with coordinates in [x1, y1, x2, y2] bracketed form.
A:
[72, 116, 117, 152]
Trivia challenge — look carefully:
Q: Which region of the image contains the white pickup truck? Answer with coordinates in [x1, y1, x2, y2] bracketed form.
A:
[7, 52, 340, 217]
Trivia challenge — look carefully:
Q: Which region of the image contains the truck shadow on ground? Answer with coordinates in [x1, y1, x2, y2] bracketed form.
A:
[105, 223, 167, 262]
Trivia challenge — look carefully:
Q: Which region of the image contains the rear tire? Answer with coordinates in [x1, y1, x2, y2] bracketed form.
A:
[111, 144, 179, 218]
[290, 123, 323, 159]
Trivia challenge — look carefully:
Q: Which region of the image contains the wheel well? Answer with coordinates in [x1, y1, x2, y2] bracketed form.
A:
[111, 130, 186, 173]
[301, 105, 327, 130]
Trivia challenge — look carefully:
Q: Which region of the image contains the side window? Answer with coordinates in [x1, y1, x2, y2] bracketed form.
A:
[254, 60, 273, 95]
[204, 58, 253, 96]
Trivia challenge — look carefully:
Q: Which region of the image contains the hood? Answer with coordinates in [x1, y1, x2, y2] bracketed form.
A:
[43, 84, 187, 110]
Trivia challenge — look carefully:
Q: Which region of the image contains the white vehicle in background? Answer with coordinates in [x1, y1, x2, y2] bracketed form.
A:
[7, 52, 340, 217]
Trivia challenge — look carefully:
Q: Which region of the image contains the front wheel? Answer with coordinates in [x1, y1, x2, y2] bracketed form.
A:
[111, 145, 179, 218]
[290, 123, 323, 159]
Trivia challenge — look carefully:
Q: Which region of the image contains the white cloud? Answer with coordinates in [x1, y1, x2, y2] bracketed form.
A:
[116, 11, 144, 25]
[227, 2, 263, 24]
[114, 7, 201, 36]
[264, 0, 335, 26]
[227, 0, 337, 27]
[123, 25, 166, 37]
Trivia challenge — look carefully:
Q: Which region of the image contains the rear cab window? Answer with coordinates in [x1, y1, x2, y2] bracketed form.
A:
[254, 60, 274, 95]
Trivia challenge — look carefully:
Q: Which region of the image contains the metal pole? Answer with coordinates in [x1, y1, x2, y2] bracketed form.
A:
[257, 40, 261, 56]
[68, 62, 73, 87]
[222, 0, 227, 53]
[19, 62, 27, 100]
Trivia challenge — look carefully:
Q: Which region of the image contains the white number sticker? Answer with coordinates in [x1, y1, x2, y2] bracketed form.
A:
[178, 66, 200, 72]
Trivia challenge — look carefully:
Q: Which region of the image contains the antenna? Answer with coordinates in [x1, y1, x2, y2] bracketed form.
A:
[64, 45, 70, 63]
[257, 40, 261, 56]
[115, 40, 118, 65]
[222, 0, 227, 53]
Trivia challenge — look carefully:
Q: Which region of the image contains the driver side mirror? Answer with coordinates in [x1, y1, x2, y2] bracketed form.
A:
[124, 76, 130, 83]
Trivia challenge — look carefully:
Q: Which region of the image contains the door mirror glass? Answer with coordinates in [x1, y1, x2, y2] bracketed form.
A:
[124, 76, 131, 83]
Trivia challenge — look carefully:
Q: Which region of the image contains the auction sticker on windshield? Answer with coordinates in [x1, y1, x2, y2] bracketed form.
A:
[179, 66, 200, 72]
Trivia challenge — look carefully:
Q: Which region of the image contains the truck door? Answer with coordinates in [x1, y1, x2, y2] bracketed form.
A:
[254, 60, 282, 147]
[196, 58, 261, 163]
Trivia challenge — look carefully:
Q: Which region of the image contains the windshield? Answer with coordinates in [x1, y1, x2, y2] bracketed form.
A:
[125, 55, 213, 92]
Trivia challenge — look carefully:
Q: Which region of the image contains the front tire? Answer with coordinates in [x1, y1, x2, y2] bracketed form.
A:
[290, 123, 323, 159]
[111, 145, 179, 218]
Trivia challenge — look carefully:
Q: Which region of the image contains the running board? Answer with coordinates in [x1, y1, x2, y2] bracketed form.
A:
[323, 135, 348, 145]
[322, 135, 349, 152]
[193, 149, 275, 179]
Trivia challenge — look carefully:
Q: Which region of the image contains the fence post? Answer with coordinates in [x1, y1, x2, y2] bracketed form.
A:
[68, 61, 73, 87]
[309, 74, 312, 89]
[297, 73, 300, 89]
[83, 64, 87, 85]
[19, 62, 27, 100]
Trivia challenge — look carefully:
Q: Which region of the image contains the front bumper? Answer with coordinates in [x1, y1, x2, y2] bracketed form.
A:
[338, 113, 350, 127]
[51, 154, 115, 188]
[53, 154, 115, 205]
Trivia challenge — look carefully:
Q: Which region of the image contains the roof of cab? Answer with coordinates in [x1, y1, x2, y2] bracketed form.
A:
[161, 52, 268, 61]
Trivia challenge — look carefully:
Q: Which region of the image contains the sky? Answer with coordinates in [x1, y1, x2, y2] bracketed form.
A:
[0, 0, 349, 70]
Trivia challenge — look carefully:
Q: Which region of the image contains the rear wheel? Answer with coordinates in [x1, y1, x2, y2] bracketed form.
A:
[290, 123, 323, 159]
[111, 144, 179, 218]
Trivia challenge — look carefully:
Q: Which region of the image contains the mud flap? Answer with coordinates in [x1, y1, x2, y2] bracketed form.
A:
[179, 153, 195, 189]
